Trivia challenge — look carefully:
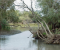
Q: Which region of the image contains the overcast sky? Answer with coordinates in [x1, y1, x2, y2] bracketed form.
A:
[14, 0, 41, 11]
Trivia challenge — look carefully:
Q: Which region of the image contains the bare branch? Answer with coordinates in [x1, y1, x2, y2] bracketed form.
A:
[21, 0, 32, 11]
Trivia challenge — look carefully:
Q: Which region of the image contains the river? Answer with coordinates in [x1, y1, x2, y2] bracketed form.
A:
[0, 31, 60, 50]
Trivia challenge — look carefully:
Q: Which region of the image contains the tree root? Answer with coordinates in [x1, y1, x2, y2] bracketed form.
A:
[36, 28, 60, 44]
[43, 34, 60, 44]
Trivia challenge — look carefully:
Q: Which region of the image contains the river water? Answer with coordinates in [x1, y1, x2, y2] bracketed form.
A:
[0, 31, 60, 50]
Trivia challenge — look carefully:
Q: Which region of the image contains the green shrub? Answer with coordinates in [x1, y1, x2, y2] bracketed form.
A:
[55, 28, 60, 34]
[1, 19, 10, 31]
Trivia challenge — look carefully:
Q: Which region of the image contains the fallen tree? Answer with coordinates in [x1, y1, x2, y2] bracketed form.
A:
[29, 0, 60, 44]
[15, 0, 60, 44]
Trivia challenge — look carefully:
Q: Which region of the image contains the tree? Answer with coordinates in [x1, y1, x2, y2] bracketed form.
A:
[36, 0, 60, 43]
[16, 0, 52, 37]
[7, 6, 20, 23]
[19, 0, 60, 44]
[37, 0, 60, 30]
[0, 0, 15, 20]
[0, 0, 20, 30]
[14, 0, 60, 44]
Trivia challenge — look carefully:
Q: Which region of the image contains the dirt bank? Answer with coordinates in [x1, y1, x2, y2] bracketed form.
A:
[0, 30, 21, 35]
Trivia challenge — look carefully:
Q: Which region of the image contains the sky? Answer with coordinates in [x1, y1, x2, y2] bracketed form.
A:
[14, 0, 41, 11]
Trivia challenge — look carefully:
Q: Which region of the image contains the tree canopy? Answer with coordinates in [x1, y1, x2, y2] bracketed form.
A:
[37, 0, 60, 30]
[0, 0, 20, 30]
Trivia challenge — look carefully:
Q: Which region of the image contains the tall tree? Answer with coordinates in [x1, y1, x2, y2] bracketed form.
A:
[37, 0, 60, 30]
[0, 0, 18, 30]
[0, 0, 15, 19]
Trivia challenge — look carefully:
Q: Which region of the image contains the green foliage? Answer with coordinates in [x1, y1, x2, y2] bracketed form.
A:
[37, 0, 60, 30]
[55, 28, 60, 34]
[7, 10, 20, 23]
[43, 32, 46, 35]
[0, 0, 15, 10]
[0, 0, 20, 31]
[1, 19, 10, 31]
[29, 12, 41, 23]
[19, 11, 32, 23]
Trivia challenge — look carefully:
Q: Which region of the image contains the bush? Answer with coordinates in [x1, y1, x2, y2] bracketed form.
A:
[43, 16, 60, 30]
[54, 28, 60, 34]
[1, 19, 10, 31]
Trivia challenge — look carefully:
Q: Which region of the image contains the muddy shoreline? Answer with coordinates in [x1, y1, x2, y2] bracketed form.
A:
[0, 30, 21, 35]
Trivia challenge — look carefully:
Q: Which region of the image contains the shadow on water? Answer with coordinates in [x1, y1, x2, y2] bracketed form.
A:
[0, 31, 60, 50]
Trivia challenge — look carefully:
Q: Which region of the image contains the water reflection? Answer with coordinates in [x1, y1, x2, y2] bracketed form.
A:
[36, 40, 60, 50]
[0, 31, 60, 50]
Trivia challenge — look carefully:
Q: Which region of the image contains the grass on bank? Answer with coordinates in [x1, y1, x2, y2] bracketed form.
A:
[9, 23, 41, 27]
[9, 23, 41, 31]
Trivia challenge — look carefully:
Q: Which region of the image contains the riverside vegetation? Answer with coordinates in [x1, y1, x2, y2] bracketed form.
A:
[0, 0, 60, 44]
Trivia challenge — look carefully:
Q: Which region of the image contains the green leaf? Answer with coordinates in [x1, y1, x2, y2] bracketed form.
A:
[43, 32, 46, 35]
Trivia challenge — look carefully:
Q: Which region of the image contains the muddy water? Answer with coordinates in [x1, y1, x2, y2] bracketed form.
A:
[0, 31, 60, 50]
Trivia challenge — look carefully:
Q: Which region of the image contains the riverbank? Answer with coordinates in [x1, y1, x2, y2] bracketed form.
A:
[0, 30, 21, 35]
